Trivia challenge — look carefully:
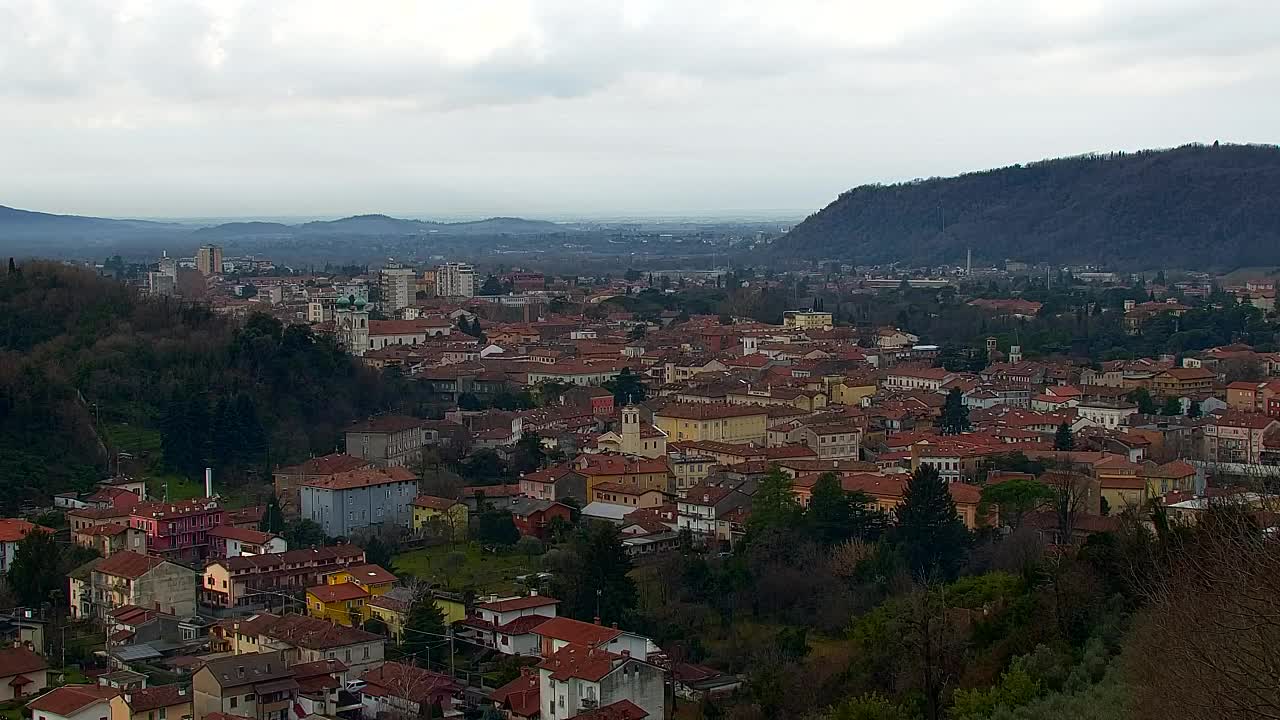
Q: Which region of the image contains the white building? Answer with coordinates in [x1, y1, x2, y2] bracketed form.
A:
[1076, 402, 1139, 430]
[436, 263, 475, 298]
[380, 265, 415, 311]
[536, 644, 664, 720]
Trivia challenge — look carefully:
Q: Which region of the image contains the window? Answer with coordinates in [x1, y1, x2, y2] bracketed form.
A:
[230, 698, 238, 709]
[345, 649, 352, 663]
[160, 709, 166, 720]
[363, 646, 370, 659]
[245, 694, 254, 702]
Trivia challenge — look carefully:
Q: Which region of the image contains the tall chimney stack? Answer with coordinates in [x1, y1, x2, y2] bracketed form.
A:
[205, 467, 214, 498]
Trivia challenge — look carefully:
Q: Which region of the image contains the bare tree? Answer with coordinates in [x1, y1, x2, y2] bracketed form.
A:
[1042, 466, 1095, 542]
[1126, 501, 1280, 720]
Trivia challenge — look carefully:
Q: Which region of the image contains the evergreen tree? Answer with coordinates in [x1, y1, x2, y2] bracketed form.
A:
[893, 465, 969, 580]
[939, 388, 970, 435]
[1127, 387, 1157, 415]
[1053, 422, 1075, 451]
[402, 591, 448, 665]
[260, 495, 286, 534]
[551, 522, 637, 625]
[603, 367, 647, 406]
[1161, 396, 1183, 416]
[363, 535, 395, 569]
[806, 472, 853, 545]
[747, 466, 801, 535]
[7, 529, 64, 606]
[1187, 399, 1202, 418]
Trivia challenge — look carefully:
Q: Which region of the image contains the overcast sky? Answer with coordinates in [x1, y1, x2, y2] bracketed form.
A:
[2, 0, 1277, 219]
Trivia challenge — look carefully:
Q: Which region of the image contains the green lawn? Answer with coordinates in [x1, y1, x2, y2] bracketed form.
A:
[393, 543, 541, 595]
[148, 474, 205, 502]
[104, 423, 163, 456]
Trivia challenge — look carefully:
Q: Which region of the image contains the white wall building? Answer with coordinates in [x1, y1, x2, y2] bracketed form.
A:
[436, 263, 475, 298]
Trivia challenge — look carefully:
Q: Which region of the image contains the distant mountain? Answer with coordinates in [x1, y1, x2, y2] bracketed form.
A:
[768, 144, 1280, 269]
[0, 205, 184, 240]
[0, 206, 568, 251]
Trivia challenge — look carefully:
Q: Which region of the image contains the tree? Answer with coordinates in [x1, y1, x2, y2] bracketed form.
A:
[1126, 387, 1157, 415]
[1187, 399, 1202, 418]
[623, 269, 642, 282]
[260, 495, 286, 534]
[551, 522, 637, 625]
[475, 509, 520, 547]
[285, 519, 326, 548]
[981, 478, 1053, 530]
[1160, 396, 1183, 416]
[604, 367, 647, 406]
[480, 275, 504, 295]
[893, 465, 969, 580]
[1053, 422, 1075, 451]
[1043, 468, 1093, 543]
[402, 589, 448, 666]
[7, 529, 63, 606]
[939, 388, 970, 435]
[815, 693, 908, 720]
[747, 467, 801, 535]
[806, 473, 885, 545]
[363, 535, 395, 570]
[509, 432, 547, 474]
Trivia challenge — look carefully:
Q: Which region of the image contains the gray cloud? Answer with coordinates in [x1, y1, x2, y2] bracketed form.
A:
[1, 0, 1278, 217]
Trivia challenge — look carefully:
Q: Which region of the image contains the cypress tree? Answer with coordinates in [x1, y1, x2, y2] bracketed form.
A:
[894, 465, 970, 580]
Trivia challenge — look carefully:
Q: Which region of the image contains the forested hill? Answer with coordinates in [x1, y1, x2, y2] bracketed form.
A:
[769, 144, 1280, 269]
[0, 262, 396, 513]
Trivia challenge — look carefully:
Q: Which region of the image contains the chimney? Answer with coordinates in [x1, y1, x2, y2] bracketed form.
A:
[593, 617, 601, 625]
[611, 621, 618, 629]
[205, 467, 213, 498]
[529, 589, 538, 597]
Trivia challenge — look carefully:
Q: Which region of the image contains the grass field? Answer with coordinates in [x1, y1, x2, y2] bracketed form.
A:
[393, 543, 542, 595]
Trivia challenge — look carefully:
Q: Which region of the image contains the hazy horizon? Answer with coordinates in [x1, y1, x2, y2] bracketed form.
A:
[3, 1, 1278, 217]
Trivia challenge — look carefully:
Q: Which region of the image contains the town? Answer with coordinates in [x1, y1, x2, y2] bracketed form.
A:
[0, 247, 1277, 720]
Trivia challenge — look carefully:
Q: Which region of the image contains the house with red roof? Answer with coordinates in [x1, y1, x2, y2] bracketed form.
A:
[299, 466, 418, 537]
[273, 453, 374, 517]
[71, 522, 147, 559]
[536, 644, 663, 720]
[458, 592, 560, 655]
[26, 684, 119, 720]
[70, 551, 197, 621]
[489, 667, 541, 719]
[0, 647, 47, 701]
[359, 661, 462, 718]
[0, 520, 51, 574]
[207, 526, 286, 559]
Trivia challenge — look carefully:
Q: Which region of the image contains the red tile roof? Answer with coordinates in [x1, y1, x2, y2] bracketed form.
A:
[0, 519, 49, 543]
[654, 403, 767, 420]
[569, 699, 649, 720]
[412, 495, 461, 511]
[347, 416, 428, 434]
[262, 614, 380, 649]
[123, 685, 190, 712]
[359, 662, 461, 705]
[534, 617, 621, 648]
[489, 670, 539, 717]
[307, 583, 369, 603]
[0, 647, 47, 679]
[302, 467, 416, 490]
[27, 685, 119, 715]
[220, 545, 365, 572]
[95, 551, 165, 579]
[336, 564, 397, 586]
[538, 643, 623, 682]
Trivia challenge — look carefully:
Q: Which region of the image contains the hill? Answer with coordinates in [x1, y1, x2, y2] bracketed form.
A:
[0, 205, 184, 239]
[769, 144, 1280, 269]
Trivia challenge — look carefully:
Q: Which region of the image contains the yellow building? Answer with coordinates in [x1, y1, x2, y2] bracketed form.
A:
[830, 379, 877, 406]
[365, 588, 466, 641]
[411, 495, 469, 540]
[307, 563, 397, 626]
[575, 454, 673, 497]
[783, 311, 834, 331]
[653, 403, 769, 445]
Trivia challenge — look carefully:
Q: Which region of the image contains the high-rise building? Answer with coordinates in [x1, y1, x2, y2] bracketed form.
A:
[436, 262, 475, 298]
[196, 245, 223, 276]
[380, 264, 415, 311]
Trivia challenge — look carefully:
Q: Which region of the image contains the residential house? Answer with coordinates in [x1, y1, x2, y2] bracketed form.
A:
[1150, 368, 1216, 399]
[457, 593, 560, 656]
[840, 473, 985, 530]
[345, 417, 431, 468]
[575, 455, 673, 498]
[192, 652, 297, 720]
[1076, 402, 1138, 430]
[109, 685, 192, 720]
[534, 617, 651, 659]
[232, 614, 385, 677]
[519, 465, 589, 505]
[506, 498, 574, 540]
[488, 668, 540, 720]
[0, 647, 48, 701]
[882, 368, 954, 392]
[202, 546, 366, 609]
[1225, 380, 1280, 414]
[127, 499, 225, 562]
[1203, 412, 1280, 465]
[1141, 460, 1198, 497]
[26, 685, 119, 720]
[537, 644, 664, 720]
[299, 467, 418, 538]
[651, 403, 769, 445]
[305, 565, 396, 626]
[410, 496, 469, 541]
[677, 485, 751, 548]
[71, 552, 196, 621]
[72, 524, 147, 558]
[359, 662, 462, 719]
[207, 527, 286, 559]
[0, 520, 50, 573]
[365, 589, 465, 643]
[791, 422, 862, 460]
[589, 483, 666, 509]
[272, 454, 373, 517]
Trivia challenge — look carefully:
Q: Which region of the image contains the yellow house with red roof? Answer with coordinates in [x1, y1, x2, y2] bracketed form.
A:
[306, 563, 396, 626]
